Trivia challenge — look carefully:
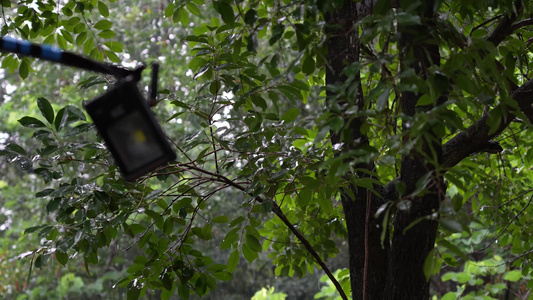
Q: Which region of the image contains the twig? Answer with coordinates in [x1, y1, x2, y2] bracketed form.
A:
[506, 248, 533, 264]
[469, 14, 504, 37]
[124, 182, 205, 251]
[472, 193, 533, 254]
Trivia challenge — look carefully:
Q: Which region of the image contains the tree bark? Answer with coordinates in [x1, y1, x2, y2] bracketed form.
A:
[325, 1, 389, 299]
[384, 2, 445, 298]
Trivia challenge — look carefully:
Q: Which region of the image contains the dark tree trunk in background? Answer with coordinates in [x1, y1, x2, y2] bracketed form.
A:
[326, 1, 443, 299]
[386, 1, 444, 298]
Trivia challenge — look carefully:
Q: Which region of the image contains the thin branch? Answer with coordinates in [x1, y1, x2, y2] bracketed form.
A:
[271, 204, 348, 300]
[470, 14, 504, 37]
[124, 182, 205, 251]
[507, 248, 533, 264]
[472, 193, 533, 254]
[186, 164, 349, 300]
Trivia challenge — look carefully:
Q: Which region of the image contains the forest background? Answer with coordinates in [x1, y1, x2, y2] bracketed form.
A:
[1, 0, 533, 299]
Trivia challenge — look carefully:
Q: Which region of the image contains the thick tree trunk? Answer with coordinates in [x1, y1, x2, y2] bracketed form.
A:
[325, 1, 389, 299]
[384, 2, 444, 298]
[326, 1, 444, 299]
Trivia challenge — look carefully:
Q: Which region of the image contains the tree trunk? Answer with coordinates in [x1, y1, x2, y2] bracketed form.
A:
[326, 1, 444, 299]
[325, 1, 390, 299]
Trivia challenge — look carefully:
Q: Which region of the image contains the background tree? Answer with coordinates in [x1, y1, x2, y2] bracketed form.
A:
[2, 0, 533, 299]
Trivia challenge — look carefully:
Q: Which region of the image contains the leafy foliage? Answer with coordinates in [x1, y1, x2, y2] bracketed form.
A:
[3, 0, 533, 299]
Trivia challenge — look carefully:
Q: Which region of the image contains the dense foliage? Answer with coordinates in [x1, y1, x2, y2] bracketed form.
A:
[2, 0, 533, 299]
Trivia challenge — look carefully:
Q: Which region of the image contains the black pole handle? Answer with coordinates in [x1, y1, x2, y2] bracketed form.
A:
[149, 62, 159, 107]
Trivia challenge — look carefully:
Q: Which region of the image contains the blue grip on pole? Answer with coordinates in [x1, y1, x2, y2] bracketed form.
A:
[2, 36, 18, 52]
[1, 36, 62, 62]
[41, 44, 62, 62]
[2, 36, 31, 54]
[19, 40, 31, 55]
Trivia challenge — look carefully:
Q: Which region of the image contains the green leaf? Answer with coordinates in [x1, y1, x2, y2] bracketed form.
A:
[54, 106, 86, 132]
[164, 3, 175, 18]
[83, 38, 94, 55]
[261, 198, 273, 213]
[186, 2, 201, 16]
[35, 168, 53, 183]
[216, 2, 235, 25]
[220, 228, 239, 249]
[441, 292, 456, 300]
[37, 97, 54, 124]
[163, 217, 174, 235]
[397, 12, 421, 27]
[5, 143, 26, 155]
[439, 219, 463, 233]
[212, 271, 232, 281]
[423, 248, 440, 281]
[244, 9, 258, 26]
[98, 1, 109, 17]
[35, 188, 54, 198]
[161, 273, 173, 291]
[245, 234, 262, 252]
[195, 275, 207, 296]
[94, 20, 112, 30]
[281, 107, 300, 123]
[201, 223, 212, 240]
[377, 87, 392, 111]
[56, 251, 68, 265]
[504, 270, 522, 282]
[35, 254, 49, 268]
[104, 41, 123, 52]
[126, 287, 141, 300]
[251, 94, 267, 111]
[416, 94, 432, 106]
[18, 116, 46, 128]
[98, 30, 116, 39]
[54, 108, 69, 131]
[46, 198, 62, 213]
[302, 54, 315, 75]
[456, 272, 471, 284]
[212, 216, 229, 223]
[24, 225, 46, 234]
[105, 50, 120, 63]
[178, 280, 190, 299]
[60, 30, 74, 43]
[129, 224, 146, 235]
[438, 239, 467, 260]
[242, 243, 258, 263]
[269, 24, 284, 45]
[57, 33, 67, 49]
[227, 250, 239, 272]
[76, 32, 87, 45]
[19, 60, 29, 79]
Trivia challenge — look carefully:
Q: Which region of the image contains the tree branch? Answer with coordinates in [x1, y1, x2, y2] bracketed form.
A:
[486, 0, 523, 46]
[510, 18, 533, 32]
[442, 78, 533, 169]
[382, 77, 533, 198]
[186, 165, 349, 300]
